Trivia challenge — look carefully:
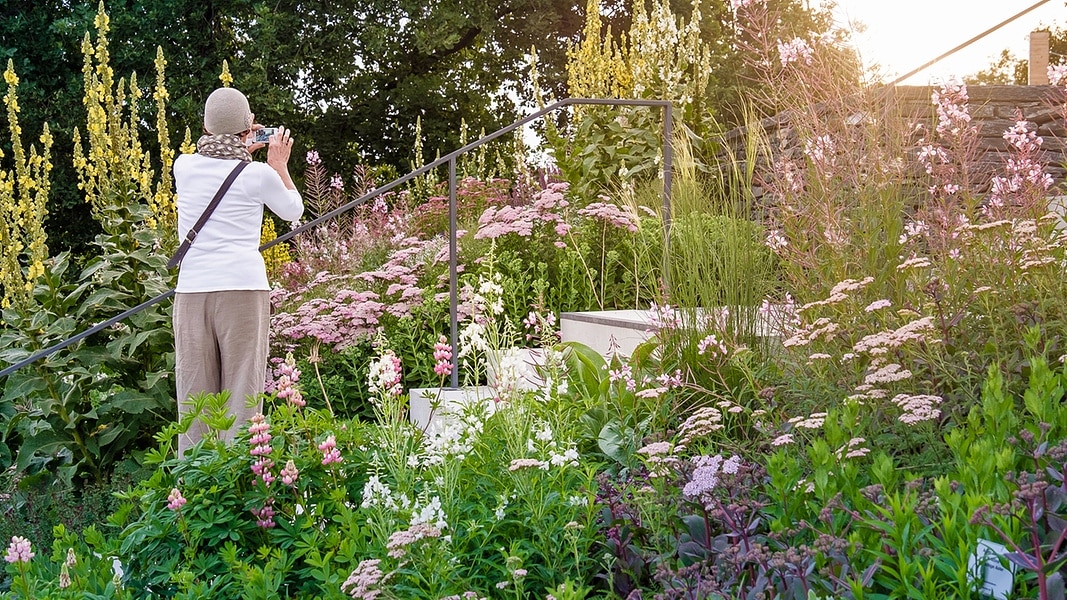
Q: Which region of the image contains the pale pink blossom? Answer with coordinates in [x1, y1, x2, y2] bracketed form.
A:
[280, 460, 300, 486]
[778, 37, 814, 67]
[319, 435, 343, 465]
[509, 458, 545, 471]
[864, 299, 892, 312]
[1049, 64, 1067, 86]
[166, 488, 187, 511]
[342, 559, 389, 600]
[4, 536, 32, 564]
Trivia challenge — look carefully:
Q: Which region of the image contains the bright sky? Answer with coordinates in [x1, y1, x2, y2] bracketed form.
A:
[831, 0, 1065, 84]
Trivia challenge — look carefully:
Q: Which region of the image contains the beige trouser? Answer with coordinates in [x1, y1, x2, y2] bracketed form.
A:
[174, 290, 269, 456]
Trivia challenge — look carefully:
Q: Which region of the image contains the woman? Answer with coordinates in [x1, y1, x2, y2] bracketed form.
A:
[172, 87, 303, 456]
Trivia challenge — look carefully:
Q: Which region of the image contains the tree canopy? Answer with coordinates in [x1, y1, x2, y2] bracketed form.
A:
[1, 0, 846, 250]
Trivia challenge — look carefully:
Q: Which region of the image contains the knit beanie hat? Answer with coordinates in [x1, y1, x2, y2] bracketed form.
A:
[203, 87, 252, 135]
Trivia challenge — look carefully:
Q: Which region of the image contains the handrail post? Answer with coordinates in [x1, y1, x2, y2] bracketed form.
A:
[448, 157, 459, 389]
[661, 102, 673, 293]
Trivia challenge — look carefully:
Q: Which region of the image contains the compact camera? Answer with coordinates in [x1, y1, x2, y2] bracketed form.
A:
[252, 127, 278, 144]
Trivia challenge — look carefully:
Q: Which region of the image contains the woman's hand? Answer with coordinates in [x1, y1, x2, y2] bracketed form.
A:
[266, 126, 293, 167]
[265, 126, 296, 190]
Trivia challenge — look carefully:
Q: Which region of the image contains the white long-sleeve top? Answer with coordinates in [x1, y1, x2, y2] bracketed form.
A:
[174, 154, 303, 292]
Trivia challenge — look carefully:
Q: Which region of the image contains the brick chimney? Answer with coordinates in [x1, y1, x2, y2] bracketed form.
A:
[1030, 29, 1051, 85]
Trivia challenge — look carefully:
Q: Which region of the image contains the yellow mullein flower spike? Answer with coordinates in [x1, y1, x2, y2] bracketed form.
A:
[219, 60, 233, 87]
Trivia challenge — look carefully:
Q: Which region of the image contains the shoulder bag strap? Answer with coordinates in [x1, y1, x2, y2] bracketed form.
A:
[167, 161, 249, 269]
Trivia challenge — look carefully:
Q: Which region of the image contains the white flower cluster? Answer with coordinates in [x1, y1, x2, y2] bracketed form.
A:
[417, 408, 487, 467]
[361, 474, 413, 512]
[493, 348, 536, 396]
[411, 495, 449, 531]
[458, 321, 488, 358]
[508, 419, 581, 471]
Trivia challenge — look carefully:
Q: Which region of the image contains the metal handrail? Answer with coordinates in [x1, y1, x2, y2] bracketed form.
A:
[1, 98, 674, 388]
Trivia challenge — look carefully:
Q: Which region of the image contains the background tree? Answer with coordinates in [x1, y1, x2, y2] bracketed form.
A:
[1, 0, 847, 252]
[0, 0, 595, 249]
[970, 26, 1067, 85]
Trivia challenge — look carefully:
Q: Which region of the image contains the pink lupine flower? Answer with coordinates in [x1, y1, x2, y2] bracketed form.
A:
[4, 536, 32, 563]
[248, 414, 272, 456]
[252, 500, 276, 529]
[280, 460, 300, 486]
[433, 336, 453, 377]
[166, 488, 187, 511]
[252, 457, 276, 486]
[248, 413, 274, 487]
[319, 435, 343, 465]
[330, 174, 344, 190]
[275, 354, 305, 407]
[306, 150, 321, 166]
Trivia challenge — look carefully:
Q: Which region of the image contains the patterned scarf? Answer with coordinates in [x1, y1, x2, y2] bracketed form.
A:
[196, 133, 252, 162]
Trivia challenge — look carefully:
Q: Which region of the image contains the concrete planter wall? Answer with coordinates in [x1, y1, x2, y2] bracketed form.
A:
[408, 386, 493, 432]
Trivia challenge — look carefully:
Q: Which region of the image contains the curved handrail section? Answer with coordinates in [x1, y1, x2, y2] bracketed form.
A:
[0, 98, 674, 386]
